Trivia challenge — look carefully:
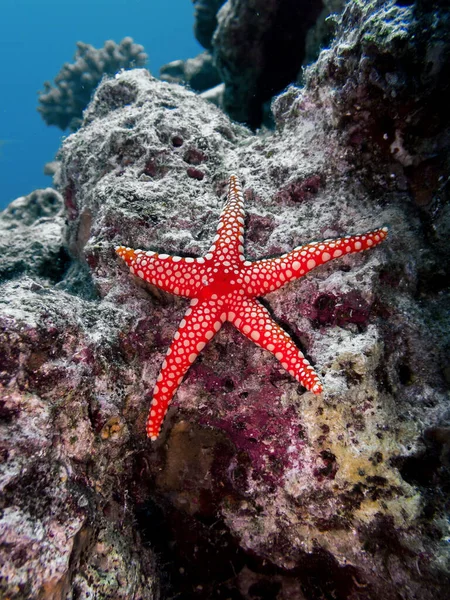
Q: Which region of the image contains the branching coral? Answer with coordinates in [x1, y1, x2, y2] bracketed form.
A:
[37, 37, 147, 131]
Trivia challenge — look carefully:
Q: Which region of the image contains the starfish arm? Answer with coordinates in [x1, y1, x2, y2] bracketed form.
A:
[241, 227, 388, 296]
[208, 174, 246, 264]
[116, 246, 209, 298]
[227, 295, 323, 394]
[146, 297, 227, 440]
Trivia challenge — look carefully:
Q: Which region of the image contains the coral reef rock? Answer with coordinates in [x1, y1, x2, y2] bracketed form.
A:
[159, 51, 221, 93]
[193, 0, 227, 50]
[184, 0, 343, 127]
[0, 188, 68, 284]
[212, 0, 323, 127]
[37, 37, 147, 131]
[1, 1, 449, 598]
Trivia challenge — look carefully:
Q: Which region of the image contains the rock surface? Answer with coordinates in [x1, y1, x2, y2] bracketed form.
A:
[1, 1, 449, 598]
[193, 0, 227, 50]
[177, 0, 343, 128]
[213, 0, 323, 127]
[159, 51, 222, 93]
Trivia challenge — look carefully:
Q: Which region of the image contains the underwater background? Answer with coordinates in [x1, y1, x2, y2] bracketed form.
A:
[0, 0, 201, 209]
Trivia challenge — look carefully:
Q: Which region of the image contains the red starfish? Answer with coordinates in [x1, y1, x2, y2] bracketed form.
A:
[116, 175, 388, 440]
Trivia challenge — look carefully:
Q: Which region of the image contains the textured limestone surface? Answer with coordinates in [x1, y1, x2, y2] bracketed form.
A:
[0, 189, 68, 284]
[1, 2, 450, 598]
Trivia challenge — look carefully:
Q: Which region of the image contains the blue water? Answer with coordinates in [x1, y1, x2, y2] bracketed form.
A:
[0, 0, 202, 210]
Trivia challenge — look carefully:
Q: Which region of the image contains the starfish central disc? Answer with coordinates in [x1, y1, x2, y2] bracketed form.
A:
[116, 175, 388, 440]
[199, 266, 242, 299]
